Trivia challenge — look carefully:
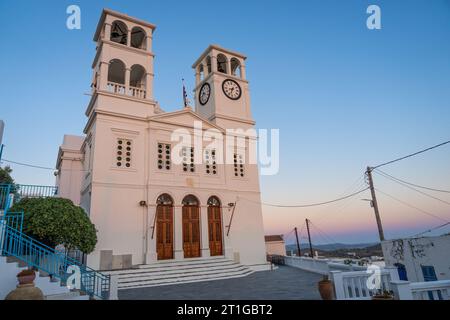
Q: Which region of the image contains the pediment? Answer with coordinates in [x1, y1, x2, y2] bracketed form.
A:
[150, 108, 224, 132]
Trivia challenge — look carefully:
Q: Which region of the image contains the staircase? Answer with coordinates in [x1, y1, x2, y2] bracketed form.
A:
[0, 184, 111, 299]
[107, 256, 254, 290]
[0, 256, 89, 300]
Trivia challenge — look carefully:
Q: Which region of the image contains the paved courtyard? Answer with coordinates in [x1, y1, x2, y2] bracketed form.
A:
[119, 266, 322, 300]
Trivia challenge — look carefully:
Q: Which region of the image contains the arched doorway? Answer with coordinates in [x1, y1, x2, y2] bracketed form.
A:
[182, 195, 200, 258]
[156, 194, 173, 260]
[207, 196, 223, 256]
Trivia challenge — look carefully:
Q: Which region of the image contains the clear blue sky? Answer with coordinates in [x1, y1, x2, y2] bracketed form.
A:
[1, 0, 449, 244]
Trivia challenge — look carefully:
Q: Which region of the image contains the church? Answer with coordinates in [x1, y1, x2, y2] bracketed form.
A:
[56, 9, 269, 279]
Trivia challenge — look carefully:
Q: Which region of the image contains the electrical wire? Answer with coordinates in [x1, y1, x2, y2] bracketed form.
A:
[375, 170, 450, 206]
[372, 140, 450, 169]
[375, 169, 450, 194]
[375, 187, 450, 223]
[412, 222, 450, 238]
[2, 158, 55, 170]
[241, 187, 369, 208]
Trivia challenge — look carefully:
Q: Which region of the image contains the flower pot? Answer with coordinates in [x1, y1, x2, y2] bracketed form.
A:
[318, 279, 334, 300]
[17, 272, 36, 285]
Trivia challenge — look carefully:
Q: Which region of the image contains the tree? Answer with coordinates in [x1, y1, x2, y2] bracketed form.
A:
[9, 197, 97, 254]
[0, 166, 15, 185]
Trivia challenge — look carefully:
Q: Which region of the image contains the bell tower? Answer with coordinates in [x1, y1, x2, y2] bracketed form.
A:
[192, 45, 254, 129]
[88, 9, 157, 119]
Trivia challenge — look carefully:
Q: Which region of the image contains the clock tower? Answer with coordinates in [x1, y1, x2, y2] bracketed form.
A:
[192, 45, 254, 129]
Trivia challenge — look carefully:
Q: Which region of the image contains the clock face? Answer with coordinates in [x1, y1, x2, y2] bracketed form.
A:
[199, 83, 211, 105]
[222, 79, 241, 100]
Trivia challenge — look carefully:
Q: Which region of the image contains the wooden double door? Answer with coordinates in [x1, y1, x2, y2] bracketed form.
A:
[156, 205, 173, 260]
[208, 205, 223, 256]
[182, 205, 201, 258]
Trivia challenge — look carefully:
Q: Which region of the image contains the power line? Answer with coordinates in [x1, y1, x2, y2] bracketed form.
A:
[241, 187, 369, 208]
[2, 158, 55, 170]
[375, 187, 449, 223]
[375, 170, 450, 206]
[375, 169, 450, 194]
[412, 222, 450, 238]
[372, 140, 450, 170]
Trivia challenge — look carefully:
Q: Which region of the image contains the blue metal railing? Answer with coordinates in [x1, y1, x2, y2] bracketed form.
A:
[0, 184, 110, 299]
[0, 221, 110, 299]
[0, 183, 58, 212]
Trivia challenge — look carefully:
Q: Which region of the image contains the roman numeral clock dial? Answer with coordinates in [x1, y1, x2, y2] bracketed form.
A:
[222, 79, 241, 100]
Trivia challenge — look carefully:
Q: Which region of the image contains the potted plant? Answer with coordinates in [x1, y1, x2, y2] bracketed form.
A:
[372, 289, 394, 300]
[17, 269, 36, 285]
[318, 275, 334, 300]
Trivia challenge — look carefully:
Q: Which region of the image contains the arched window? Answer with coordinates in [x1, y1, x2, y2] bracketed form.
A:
[108, 59, 126, 84]
[130, 64, 146, 88]
[182, 195, 199, 206]
[230, 58, 241, 78]
[131, 27, 146, 49]
[217, 54, 228, 74]
[207, 196, 221, 207]
[110, 20, 128, 45]
[157, 193, 173, 206]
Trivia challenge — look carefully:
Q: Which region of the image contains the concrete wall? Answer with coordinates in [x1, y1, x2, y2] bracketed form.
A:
[382, 234, 450, 282]
[265, 241, 286, 256]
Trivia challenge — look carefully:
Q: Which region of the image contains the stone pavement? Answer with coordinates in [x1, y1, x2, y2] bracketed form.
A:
[119, 265, 322, 300]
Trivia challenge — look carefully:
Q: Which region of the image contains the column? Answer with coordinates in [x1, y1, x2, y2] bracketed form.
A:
[127, 30, 131, 47]
[226, 59, 231, 75]
[146, 34, 152, 52]
[211, 55, 217, 73]
[240, 64, 246, 80]
[103, 23, 111, 41]
[125, 68, 130, 95]
[174, 205, 184, 260]
[99, 61, 109, 91]
[195, 68, 201, 84]
[145, 72, 153, 100]
[200, 206, 210, 258]
[145, 206, 157, 264]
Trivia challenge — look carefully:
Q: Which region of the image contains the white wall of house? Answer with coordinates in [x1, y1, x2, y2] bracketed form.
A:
[382, 234, 450, 282]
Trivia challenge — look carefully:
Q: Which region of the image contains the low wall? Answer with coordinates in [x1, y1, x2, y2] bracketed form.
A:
[284, 256, 367, 275]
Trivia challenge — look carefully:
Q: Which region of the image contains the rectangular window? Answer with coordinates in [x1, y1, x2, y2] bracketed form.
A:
[182, 146, 195, 173]
[116, 138, 132, 168]
[233, 153, 244, 177]
[205, 149, 217, 175]
[157, 143, 171, 170]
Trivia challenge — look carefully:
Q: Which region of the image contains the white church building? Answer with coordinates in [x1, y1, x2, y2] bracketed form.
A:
[56, 9, 269, 281]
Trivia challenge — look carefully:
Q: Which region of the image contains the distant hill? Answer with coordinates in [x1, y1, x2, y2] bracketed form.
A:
[284, 242, 382, 258]
[285, 242, 378, 252]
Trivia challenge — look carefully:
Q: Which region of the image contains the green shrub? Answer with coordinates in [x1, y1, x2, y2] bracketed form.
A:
[10, 197, 97, 254]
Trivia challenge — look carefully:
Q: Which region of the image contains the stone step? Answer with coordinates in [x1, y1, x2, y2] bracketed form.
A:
[109, 257, 254, 289]
[119, 269, 254, 289]
[111, 260, 238, 274]
[135, 256, 228, 268]
[117, 265, 249, 282]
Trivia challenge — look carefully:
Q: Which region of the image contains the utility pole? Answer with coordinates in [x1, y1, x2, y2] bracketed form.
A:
[0, 120, 4, 162]
[366, 166, 385, 241]
[305, 219, 314, 258]
[294, 227, 301, 257]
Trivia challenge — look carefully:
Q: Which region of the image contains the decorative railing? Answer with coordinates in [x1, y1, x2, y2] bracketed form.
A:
[410, 280, 450, 300]
[330, 268, 399, 300]
[0, 184, 58, 211]
[128, 86, 146, 99]
[106, 81, 146, 99]
[106, 81, 126, 95]
[0, 221, 111, 299]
